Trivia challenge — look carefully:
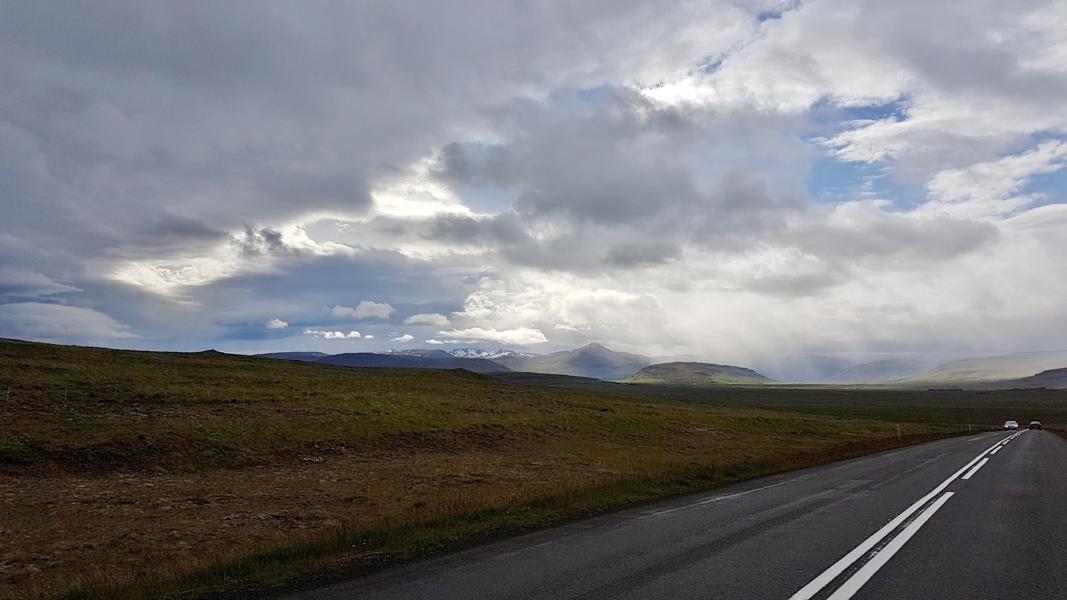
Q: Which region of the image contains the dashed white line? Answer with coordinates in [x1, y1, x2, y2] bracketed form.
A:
[788, 434, 1009, 600]
[825, 492, 956, 600]
[990, 446, 1002, 455]
[961, 457, 990, 480]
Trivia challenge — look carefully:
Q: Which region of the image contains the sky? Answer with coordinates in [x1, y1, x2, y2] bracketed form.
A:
[2, 0, 1066, 377]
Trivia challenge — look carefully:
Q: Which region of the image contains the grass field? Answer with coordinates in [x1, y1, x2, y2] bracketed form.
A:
[2, 338, 1062, 599]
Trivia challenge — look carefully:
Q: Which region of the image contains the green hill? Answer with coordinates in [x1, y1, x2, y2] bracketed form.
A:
[625, 362, 774, 385]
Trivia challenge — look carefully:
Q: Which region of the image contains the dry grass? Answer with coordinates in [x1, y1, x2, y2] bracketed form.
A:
[0, 339, 963, 599]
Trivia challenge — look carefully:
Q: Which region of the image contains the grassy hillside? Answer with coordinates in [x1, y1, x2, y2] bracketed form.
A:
[904, 349, 1067, 385]
[625, 362, 773, 385]
[1004, 368, 1067, 389]
[1, 339, 967, 599]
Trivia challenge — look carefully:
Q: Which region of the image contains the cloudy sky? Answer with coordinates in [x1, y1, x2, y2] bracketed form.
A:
[2, 0, 1066, 376]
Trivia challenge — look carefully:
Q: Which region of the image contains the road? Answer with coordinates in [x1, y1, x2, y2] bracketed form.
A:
[290, 429, 1067, 599]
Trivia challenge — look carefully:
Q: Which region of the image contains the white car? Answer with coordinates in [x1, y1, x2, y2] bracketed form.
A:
[1004, 420, 1019, 430]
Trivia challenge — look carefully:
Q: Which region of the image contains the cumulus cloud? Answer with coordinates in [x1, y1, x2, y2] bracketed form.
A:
[305, 329, 361, 339]
[437, 327, 548, 346]
[331, 301, 395, 320]
[264, 318, 288, 329]
[403, 313, 450, 326]
[391, 334, 415, 342]
[921, 141, 1067, 219]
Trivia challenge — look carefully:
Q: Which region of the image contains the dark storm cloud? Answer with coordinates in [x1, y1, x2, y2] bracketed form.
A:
[233, 226, 291, 258]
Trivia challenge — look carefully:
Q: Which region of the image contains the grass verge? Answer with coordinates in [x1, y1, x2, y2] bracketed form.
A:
[60, 431, 958, 600]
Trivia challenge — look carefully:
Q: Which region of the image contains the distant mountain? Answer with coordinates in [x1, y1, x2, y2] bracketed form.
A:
[317, 353, 509, 373]
[258, 351, 330, 362]
[256, 350, 508, 373]
[999, 368, 1067, 389]
[495, 343, 650, 381]
[827, 358, 930, 384]
[904, 350, 1067, 385]
[625, 362, 774, 385]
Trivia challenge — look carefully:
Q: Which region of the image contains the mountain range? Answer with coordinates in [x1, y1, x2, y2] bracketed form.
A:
[901, 350, 1067, 385]
[257, 345, 1067, 388]
[259, 343, 654, 381]
[492, 343, 651, 381]
[258, 351, 509, 374]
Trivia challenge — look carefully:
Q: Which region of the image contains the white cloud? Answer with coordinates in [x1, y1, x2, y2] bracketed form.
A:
[437, 326, 548, 345]
[391, 334, 415, 342]
[403, 312, 450, 326]
[264, 318, 288, 329]
[304, 329, 361, 339]
[920, 141, 1067, 219]
[331, 301, 395, 320]
[364, 334, 375, 340]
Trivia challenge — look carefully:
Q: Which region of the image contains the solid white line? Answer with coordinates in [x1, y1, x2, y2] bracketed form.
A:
[825, 492, 955, 600]
[788, 436, 1007, 600]
[961, 457, 989, 480]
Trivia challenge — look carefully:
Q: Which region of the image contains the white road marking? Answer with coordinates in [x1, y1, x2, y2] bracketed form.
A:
[788, 434, 1010, 600]
[990, 446, 1002, 455]
[825, 492, 955, 600]
[961, 457, 990, 480]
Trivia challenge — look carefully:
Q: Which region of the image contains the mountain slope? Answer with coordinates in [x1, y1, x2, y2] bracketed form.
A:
[625, 362, 774, 385]
[496, 343, 649, 380]
[257, 352, 330, 362]
[827, 359, 930, 384]
[905, 350, 1067, 384]
[1000, 368, 1067, 389]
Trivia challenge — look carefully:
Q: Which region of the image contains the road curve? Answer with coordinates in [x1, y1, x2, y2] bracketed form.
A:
[288, 430, 1067, 600]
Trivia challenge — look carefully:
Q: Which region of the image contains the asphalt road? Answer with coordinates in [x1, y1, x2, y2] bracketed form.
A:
[291, 429, 1067, 600]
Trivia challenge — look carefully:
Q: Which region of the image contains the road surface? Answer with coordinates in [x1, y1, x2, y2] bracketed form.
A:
[290, 429, 1067, 599]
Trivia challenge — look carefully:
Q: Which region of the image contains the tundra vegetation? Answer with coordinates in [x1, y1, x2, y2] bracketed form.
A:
[2, 339, 1064, 599]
